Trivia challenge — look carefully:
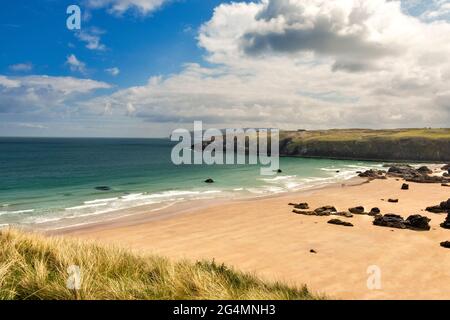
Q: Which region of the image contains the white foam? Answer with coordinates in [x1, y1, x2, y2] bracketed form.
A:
[0, 209, 34, 215]
[84, 197, 119, 204]
[66, 203, 108, 211]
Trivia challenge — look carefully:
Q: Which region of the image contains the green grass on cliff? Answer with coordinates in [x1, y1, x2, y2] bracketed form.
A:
[281, 128, 450, 142]
[0, 229, 320, 300]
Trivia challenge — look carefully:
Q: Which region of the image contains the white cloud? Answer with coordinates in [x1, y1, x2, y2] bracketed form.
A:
[105, 67, 120, 76]
[76, 29, 106, 51]
[86, 0, 167, 15]
[0, 76, 21, 89]
[9, 63, 33, 72]
[0, 75, 110, 115]
[66, 54, 87, 74]
[81, 0, 450, 131]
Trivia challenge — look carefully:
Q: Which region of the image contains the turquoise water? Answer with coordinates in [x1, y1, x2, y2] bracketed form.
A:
[0, 138, 383, 230]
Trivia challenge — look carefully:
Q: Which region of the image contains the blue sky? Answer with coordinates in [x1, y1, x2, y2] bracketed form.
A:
[0, 0, 225, 88]
[1, 0, 450, 137]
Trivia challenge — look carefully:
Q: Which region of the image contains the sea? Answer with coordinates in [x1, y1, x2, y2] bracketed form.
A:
[0, 137, 385, 230]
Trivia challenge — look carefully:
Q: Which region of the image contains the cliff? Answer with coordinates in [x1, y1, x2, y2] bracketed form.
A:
[280, 129, 450, 162]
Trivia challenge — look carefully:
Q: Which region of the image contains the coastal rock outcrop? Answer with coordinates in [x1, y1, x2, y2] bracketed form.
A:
[385, 165, 450, 184]
[204, 178, 214, 184]
[328, 219, 354, 227]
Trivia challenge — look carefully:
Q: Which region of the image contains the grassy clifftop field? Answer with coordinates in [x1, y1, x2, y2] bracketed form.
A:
[280, 129, 450, 162]
[0, 229, 319, 300]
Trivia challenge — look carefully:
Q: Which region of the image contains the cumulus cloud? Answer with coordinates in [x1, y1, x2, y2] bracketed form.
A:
[77, 0, 450, 132]
[85, 0, 167, 15]
[66, 54, 87, 74]
[5, 0, 450, 136]
[0, 75, 110, 115]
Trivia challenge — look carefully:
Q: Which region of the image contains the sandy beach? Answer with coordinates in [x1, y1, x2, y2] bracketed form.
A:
[53, 177, 450, 300]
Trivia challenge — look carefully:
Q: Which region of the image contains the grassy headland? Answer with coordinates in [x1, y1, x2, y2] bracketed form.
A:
[0, 229, 319, 300]
[280, 128, 450, 162]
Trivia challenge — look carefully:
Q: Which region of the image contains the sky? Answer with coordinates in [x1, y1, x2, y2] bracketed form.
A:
[0, 0, 450, 137]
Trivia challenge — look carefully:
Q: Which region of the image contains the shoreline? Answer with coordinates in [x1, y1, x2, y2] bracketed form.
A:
[48, 176, 368, 235]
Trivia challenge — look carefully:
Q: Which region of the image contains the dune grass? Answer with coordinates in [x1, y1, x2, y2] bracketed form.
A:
[0, 229, 320, 300]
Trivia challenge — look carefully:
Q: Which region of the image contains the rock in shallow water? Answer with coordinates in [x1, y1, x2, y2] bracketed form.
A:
[204, 178, 214, 183]
[95, 186, 111, 191]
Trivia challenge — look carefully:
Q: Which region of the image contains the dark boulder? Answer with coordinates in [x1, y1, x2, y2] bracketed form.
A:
[349, 206, 365, 214]
[373, 214, 406, 229]
[426, 205, 447, 214]
[369, 208, 381, 216]
[401, 183, 409, 190]
[388, 199, 399, 203]
[310, 249, 317, 254]
[417, 166, 433, 174]
[440, 241, 450, 249]
[441, 214, 450, 229]
[442, 164, 450, 171]
[294, 203, 309, 210]
[314, 206, 337, 216]
[328, 219, 354, 227]
[426, 199, 450, 213]
[204, 178, 214, 183]
[405, 215, 431, 231]
[358, 170, 386, 180]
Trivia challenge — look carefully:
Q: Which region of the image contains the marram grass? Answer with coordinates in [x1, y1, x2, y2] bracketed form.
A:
[0, 229, 320, 300]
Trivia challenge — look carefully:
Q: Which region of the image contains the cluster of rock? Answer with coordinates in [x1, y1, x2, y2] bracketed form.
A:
[358, 164, 450, 184]
[426, 199, 450, 214]
[290, 203, 353, 218]
[373, 214, 431, 231]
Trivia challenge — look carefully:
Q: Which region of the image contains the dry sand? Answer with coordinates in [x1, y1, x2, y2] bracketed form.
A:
[54, 178, 450, 300]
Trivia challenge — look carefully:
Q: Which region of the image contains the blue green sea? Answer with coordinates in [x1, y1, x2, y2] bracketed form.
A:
[0, 138, 384, 230]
